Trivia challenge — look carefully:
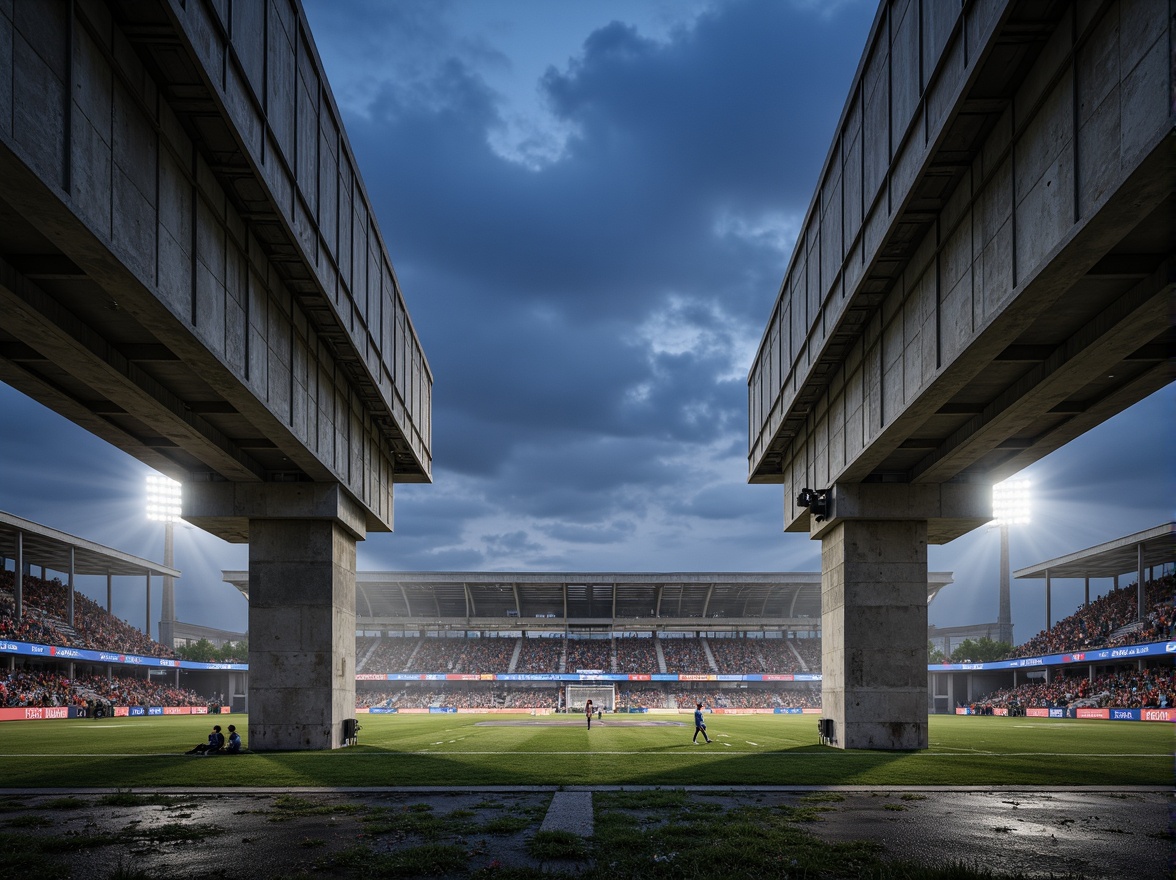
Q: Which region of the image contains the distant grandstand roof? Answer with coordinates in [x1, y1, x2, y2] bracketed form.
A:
[0, 511, 179, 578]
[1014, 522, 1175, 580]
[222, 570, 955, 630]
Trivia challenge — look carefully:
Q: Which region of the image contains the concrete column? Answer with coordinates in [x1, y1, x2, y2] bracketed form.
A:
[820, 519, 928, 750]
[145, 571, 152, 640]
[247, 518, 356, 751]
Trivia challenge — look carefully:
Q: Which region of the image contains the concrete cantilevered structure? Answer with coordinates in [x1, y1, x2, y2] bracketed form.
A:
[748, 1, 1173, 748]
[0, 1, 432, 748]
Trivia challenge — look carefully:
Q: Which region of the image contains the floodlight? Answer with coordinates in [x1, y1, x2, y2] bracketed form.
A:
[145, 474, 182, 523]
[992, 478, 1030, 526]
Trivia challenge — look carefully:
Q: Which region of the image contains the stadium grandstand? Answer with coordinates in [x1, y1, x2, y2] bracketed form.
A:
[0, 512, 238, 715]
[220, 570, 954, 712]
[2, 516, 1171, 721]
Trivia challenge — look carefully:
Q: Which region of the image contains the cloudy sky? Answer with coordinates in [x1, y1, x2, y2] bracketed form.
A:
[0, 0, 1171, 644]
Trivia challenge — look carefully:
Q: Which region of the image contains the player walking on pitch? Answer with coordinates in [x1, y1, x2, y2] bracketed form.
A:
[585, 699, 594, 729]
[693, 702, 711, 743]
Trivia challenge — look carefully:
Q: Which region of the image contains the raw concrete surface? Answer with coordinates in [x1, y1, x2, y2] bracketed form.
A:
[0, 787, 1169, 879]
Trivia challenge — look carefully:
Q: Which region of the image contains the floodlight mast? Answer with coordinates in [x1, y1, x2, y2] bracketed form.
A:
[146, 474, 181, 647]
[991, 479, 1031, 646]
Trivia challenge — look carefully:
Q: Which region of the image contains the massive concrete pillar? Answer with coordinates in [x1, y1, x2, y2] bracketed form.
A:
[249, 519, 356, 750]
[811, 483, 988, 750]
[821, 519, 928, 750]
[185, 482, 366, 751]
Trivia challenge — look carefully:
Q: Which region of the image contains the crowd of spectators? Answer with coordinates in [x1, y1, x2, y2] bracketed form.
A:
[975, 666, 1174, 711]
[1007, 576, 1174, 659]
[618, 688, 667, 709]
[564, 639, 612, 672]
[707, 638, 764, 673]
[358, 637, 420, 673]
[0, 669, 210, 708]
[514, 637, 563, 673]
[615, 637, 660, 673]
[0, 571, 173, 658]
[356, 685, 559, 710]
[670, 688, 820, 709]
[352, 633, 827, 675]
[659, 637, 711, 673]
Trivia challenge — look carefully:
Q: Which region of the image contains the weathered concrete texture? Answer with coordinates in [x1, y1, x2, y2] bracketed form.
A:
[749, 0, 1173, 502]
[821, 519, 929, 750]
[540, 790, 594, 837]
[0, 0, 432, 540]
[248, 518, 357, 750]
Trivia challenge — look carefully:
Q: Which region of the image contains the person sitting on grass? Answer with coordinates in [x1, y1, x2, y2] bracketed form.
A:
[225, 724, 242, 754]
[186, 724, 224, 755]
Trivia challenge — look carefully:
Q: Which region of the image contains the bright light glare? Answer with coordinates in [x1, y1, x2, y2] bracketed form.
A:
[145, 474, 182, 523]
[992, 478, 1031, 526]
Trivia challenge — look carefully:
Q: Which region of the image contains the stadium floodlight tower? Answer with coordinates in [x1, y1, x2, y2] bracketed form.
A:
[146, 474, 182, 648]
[991, 479, 1030, 647]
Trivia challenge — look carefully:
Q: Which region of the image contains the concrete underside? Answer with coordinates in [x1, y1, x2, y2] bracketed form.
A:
[247, 519, 356, 750]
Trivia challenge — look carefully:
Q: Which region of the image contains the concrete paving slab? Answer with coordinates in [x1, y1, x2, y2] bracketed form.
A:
[540, 790, 594, 837]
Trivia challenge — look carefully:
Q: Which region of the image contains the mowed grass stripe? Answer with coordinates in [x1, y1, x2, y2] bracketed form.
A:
[0, 713, 1168, 787]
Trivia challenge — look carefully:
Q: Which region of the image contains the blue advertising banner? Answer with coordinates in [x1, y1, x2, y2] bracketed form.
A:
[773, 707, 804, 714]
[428, 707, 457, 713]
[0, 639, 247, 671]
[367, 707, 398, 714]
[929, 640, 1174, 672]
[147, 706, 164, 716]
[128, 706, 146, 716]
[1109, 708, 1140, 721]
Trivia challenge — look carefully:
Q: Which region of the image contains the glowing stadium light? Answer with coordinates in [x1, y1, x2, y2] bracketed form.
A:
[992, 478, 1031, 526]
[145, 474, 182, 523]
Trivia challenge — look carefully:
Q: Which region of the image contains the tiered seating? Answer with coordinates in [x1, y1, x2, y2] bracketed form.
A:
[1008, 575, 1175, 658]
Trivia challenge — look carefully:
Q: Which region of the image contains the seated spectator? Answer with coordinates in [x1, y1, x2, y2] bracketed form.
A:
[186, 724, 224, 755]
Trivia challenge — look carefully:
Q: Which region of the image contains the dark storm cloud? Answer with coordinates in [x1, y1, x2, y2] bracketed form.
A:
[298, 0, 877, 571]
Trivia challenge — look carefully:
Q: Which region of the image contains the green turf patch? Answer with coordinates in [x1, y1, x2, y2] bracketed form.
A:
[267, 794, 364, 821]
[0, 713, 1169, 787]
[526, 829, 588, 861]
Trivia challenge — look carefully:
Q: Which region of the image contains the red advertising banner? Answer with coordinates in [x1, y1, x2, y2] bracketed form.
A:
[1141, 708, 1174, 722]
[1076, 708, 1110, 719]
[0, 706, 69, 721]
[163, 707, 191, 715]
[191, 706, 210, 715]
[114, 706, 129, 717]
[1025, 707, 1050, 717]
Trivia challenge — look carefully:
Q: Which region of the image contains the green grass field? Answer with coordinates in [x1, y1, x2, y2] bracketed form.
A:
[0, 713, 1169, 788]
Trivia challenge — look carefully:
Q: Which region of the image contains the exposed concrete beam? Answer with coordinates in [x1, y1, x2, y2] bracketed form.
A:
[912, 263, 1172, 483]
[0, 257, 265, 482]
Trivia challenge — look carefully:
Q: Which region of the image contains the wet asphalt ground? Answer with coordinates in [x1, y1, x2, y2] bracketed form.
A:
[0, 786, 1170, 879]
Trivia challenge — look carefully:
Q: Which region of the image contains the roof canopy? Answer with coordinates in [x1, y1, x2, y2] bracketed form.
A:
[1014, 523, 1175, 580]
[0, 511, 178, 579]
[223, 570, 955, 629]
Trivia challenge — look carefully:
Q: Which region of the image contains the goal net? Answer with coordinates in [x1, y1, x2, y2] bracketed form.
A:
[566, 684, 616, 711]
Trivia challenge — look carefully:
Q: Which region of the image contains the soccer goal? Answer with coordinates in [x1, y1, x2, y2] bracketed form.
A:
[566, 684, 616, 711]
